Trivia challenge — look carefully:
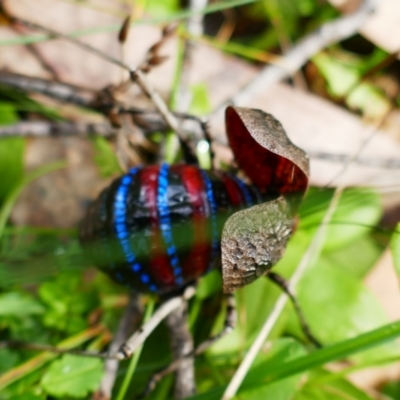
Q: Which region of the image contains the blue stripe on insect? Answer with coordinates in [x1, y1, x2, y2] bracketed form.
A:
[157, 164, 184, 285]
[113, 167, 157, 292]
[231, 175, 253, 207]
[201, 171, 219, 267]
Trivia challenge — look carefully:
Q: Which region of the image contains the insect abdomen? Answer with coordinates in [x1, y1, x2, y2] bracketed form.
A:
[80, 164, 261, 295]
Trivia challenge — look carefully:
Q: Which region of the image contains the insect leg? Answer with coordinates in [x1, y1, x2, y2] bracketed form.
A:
[142, 293, 236, 396]
[267, 271, 321, 347]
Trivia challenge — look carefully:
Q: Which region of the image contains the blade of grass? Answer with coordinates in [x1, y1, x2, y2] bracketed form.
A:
[246, 320, 400, 387]
[191, 33, 279, 63]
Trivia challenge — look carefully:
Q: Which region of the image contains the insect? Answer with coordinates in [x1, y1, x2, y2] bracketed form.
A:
[74, 105, 315, 399]
[79, 106, 309, 297]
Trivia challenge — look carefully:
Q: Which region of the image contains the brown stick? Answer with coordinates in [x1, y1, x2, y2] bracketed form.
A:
[165, 301, 195, 399]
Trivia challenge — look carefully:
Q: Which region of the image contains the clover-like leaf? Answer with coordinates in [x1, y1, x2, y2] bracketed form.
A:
[41, 355, 103, 398]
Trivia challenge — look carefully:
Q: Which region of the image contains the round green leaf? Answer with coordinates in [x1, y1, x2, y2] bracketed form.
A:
[41, 355, 104, 398]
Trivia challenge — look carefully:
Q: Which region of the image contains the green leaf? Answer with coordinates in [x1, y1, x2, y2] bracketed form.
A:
[0, 101, 19, 124]
[297, 263, 390, 358]
[40, 355, 103, 398]
[0, 348, 19, 374]
[240, 275, 282, 339]
[380, 380, 400, 399]
[0, 328, 104, 391]
[320, 235, 382, 279]
[0, 292, 45, 317]
[38, 272, 98, 334]
[92, 136, 122, 177]
[390, 222, 400, 277]
[189, 84, 211, 116]
[347, 83, 391, 119]
[299, 188, 382, 251]
[145, 0, 180, 17]
[313, 52, 359, 96]
[276, 206, 388, 358]
[313, 52, 391, 119]
[8, 393, 46, 400]
[0, 87, 62, 121]
[196, 270, 222, 299]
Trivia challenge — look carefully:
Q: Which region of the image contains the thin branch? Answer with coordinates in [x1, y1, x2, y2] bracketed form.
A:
[0, 121, 117, 138]
[116, 286, 196, 360]
[306, 151, 400, 170]
[2, 120, 400, 172]
[0, 72, 93, 106]
[213, 0, 377, 114]
[165, 301, 195, 399]
[0, 72, 209, 141]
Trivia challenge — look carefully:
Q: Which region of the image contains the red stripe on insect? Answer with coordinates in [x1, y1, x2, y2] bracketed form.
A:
[218, 173, 245, 207]
[175, 165, 212, 281]
[141, 166, 176, 287]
